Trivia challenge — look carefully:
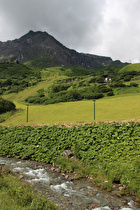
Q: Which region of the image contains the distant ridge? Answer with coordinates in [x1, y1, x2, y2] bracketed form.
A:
[0, 30, 112, 69]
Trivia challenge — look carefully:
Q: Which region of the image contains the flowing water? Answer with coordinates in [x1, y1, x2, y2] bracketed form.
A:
[0, 157, 140, 210]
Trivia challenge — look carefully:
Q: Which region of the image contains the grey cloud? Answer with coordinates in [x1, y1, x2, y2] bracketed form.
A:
[98, 0, 140, 61]
[0, 0, 140, 62]
[0, 0, 106, 51]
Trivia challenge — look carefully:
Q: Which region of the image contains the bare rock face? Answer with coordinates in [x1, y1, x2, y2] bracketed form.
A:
[0, 30, 112, 69]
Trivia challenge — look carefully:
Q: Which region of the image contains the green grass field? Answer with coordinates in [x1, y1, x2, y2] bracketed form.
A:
[1, 65, 140, 125]
[119, 63, 140, 72]
[1, 93, 140, 125]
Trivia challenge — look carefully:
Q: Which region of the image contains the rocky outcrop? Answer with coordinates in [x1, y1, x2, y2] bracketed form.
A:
[0, 30, 112, 69]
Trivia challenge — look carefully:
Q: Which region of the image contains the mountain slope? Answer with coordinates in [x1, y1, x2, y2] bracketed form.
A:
[119, 63, 140, 73]
[0, 30, 112, 69]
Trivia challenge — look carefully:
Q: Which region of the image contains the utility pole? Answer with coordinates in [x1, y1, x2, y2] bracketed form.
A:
[27, 105, 29, 123]
[93, 100, 96, 121]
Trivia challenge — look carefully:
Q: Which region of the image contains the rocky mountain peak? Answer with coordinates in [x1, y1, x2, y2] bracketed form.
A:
[0, 30, 112, 69]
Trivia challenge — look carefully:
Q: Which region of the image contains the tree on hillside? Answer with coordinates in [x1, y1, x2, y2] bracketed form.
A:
[0, 98, 16, 114]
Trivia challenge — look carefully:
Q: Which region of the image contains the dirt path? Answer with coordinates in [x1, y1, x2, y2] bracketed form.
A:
[18, 119, 140, 127]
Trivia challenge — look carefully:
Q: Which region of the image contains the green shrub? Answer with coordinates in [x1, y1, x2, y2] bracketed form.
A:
[0, 89, 3, 95]
[67, 89, 81, 100]
[25, 96, 38, 104]
[92, 93, 104, 99]
[8, 86, 20, 93]
[0, 98, 16, 114]
[107, 91, 114, 96]
[96, 76, 105, 83]
[130, 82, 138, 87]
[124, 75, 132, 81]
[113, 82, 126, 87]
[97, 85, 112, 93]
[48, 83, 70, 93]
[88, 77, 96, 83]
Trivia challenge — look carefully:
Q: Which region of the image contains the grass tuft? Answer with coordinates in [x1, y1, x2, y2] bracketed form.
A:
[0, 167, 58, 209]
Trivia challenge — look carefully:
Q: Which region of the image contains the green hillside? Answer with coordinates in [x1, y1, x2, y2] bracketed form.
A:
[23, 64, 140, 106]
[0, 62, 140, 124]
[0, 62, 41, 79]
[0, 62, 41, 95]
[119, 63, 140, 73]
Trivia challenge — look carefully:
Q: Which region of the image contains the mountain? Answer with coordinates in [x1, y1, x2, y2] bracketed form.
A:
[0, 30, 112, 69]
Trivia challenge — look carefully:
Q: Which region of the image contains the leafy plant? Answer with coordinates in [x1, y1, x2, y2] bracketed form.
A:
[0, 123, 140, 199]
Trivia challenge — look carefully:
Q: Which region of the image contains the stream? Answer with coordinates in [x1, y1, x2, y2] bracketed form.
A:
[0, 157, 140, 210]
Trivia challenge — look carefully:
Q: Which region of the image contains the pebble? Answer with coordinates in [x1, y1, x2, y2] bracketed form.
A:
[120, 208, 132, 210]
[0, 163, 5, 166]
[92, 207, 133, 210]
[65, 175, 69, 179]
[92, 206, 111, 210]
[50, 167, 55, 171]
[19, 175, 24, 179]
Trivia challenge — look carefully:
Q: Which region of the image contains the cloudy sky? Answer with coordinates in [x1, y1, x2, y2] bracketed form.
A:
[0, 0, 140, 63]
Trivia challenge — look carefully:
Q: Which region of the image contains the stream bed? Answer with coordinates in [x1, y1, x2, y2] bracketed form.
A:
[0, 157, 140, 210]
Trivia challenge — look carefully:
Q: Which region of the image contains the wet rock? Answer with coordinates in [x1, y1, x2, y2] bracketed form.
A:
[69, 176, 74, 181]
[54, 168, 61, 173]
[88, 176, 93, 181]
[92, 206, 111, 210]
[128, 199, 140, 209]
[0, 163, 5, 166]
[21, 157, 26, 160]
[64, 150, 74, 157]
[61, 170, 66, 173]
[90, 204, 100, 209]
[50, 167, 55, 171]
[65, 175, 69, 179]
[92, 198, 101, 205]
[119, 185, 127, 191]
[120, 200, 128, 205]
[119, 186, 124, 191]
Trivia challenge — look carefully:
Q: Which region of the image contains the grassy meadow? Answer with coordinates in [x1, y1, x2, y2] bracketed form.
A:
[1, 93, 140, 125]
[119, 63, 140, 72]
[1, 64, 140, 125]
